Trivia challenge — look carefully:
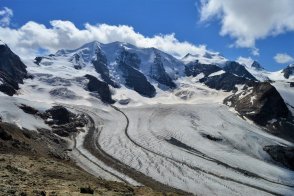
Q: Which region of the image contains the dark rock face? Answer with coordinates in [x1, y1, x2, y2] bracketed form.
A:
[290, 82, 294, 87]
[264, 145, 294, 170]
[74, 65, 82, 70]
[41, 106, 88, 137]
[34, 56, 54, 66]
[251, 61, 264, 70]
[85, 74, 115, 104]
[282, 65, 294, 79]
[0, 72, 19, 96]
[49, 88, 78, 99]
[92, 49, 119, 88]
[45, 106, 75, 125]
[184, 61, 256, 92]
[223, 61, 256, 80]
[150, 52, 176, 89]
[224, 82, 294, 141]
[34, 57, 43, 65]
[117, 50, 156, 98]
[224, 82, 289, 125]
[185, 61, 222, 77]
[200, 72, 256, 92]
[118, 50, 141, 69]
[0, 126, 13, 141]
[0, 43, 28, 96]
[19, 104, 88, 138]
[18, 104, 39, 115]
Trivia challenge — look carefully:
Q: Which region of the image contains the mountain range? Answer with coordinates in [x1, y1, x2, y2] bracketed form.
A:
[1, 40, 294, 195]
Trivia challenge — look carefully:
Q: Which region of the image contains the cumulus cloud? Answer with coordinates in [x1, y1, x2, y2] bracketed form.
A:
[251, 48, 259, 56]
[0, 7, 13, 27]
[200, 0, 294, 48]
[0, 20, 208, 59]
[274, 53, 294, 64]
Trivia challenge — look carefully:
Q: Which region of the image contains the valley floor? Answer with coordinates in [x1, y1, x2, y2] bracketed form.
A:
[69, 103, 294, 196]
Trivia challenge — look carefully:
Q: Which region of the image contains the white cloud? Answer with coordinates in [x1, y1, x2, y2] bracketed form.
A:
[0, 7, 13, 27]
[251, 48, 259, 56]
[236, 56, 254, 67]
[200, 0, 294, 48]
[274, 53, 294, 64]
[0, 20, 209, 59]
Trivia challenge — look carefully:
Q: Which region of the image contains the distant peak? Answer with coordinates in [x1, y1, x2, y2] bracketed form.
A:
[81, 40, 101, 50]
[183, 53, 198, 59]
[251, 61, 264, 70]
[0, 40, 7, 46]
[56, 41, 102, 56]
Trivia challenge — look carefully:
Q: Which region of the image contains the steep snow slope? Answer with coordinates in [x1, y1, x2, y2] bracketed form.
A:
[238, 60, 294, 82]
[273, 81, 294, 114]
[18, 58, 103, 106]
[56, 41, 185, 85]
[0, 95, 50, 130]
[182, 52, 227, 66]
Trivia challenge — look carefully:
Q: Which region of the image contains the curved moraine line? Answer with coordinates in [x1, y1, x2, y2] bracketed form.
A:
[67, 104, 294, 196]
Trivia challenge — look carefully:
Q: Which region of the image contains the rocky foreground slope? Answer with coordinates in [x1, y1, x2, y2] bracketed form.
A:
[0, 107, 179, 195]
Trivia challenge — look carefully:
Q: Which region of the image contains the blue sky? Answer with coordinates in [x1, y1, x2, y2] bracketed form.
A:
[1, 0, 294, 71]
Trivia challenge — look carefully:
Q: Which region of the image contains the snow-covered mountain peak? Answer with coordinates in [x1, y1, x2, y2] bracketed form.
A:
[236, 58, 264, 70]
[0, 40, 6, 46]
[55, 41, 103, 68]
[181, 51, 227, 66]
[56, 41, 101, 56]
[251, 61, 264, 70]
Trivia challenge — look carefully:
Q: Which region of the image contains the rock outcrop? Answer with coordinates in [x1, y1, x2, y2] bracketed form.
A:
[251, 61, 264, 70]
[282, 64, 294, 79]
[224, 82, 294, 141]
[264, 145, 294, 170]
[85, 74, 115, 104]
[200, 72, 256, 92]
[92, 49, 119, 88]
[0, 42, 28, 95]
[117, 50, 156, 97]
[150, 51, 176, 89]
[223, 61, 256, 80]
[185, 61, 222, 77]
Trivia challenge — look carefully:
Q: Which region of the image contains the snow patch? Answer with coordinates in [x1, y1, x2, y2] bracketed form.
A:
[208, 70, 225, 77]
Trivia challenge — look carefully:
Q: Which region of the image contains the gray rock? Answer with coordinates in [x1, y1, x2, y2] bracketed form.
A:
[224, 82, 294, 141]
[264, 145, 294, 170]
[49, 88, 77, 99]
[0, 42, 28, 96]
